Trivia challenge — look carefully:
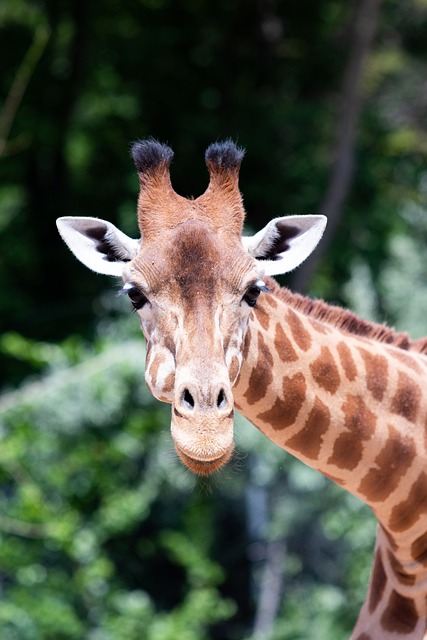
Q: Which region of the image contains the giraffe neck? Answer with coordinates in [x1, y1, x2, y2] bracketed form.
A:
[233, 284, 427, 638]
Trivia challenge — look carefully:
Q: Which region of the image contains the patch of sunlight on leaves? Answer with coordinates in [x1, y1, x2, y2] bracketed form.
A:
[235, 411, 291, 485]
[16, 563, 47, 587]
[379, 200, 427, 338]
[0, 186, 25, 232]
[76, 90, 139, 124]
[0, 0, 45, 28]
[0, 340, 147, 436]
[365, 45, 407, 93]
[147, 588, 236, 640]
[70, 527, 99, 564]
[112, 431, 143, 458]
[97, 480, 158, 535]
[272, 583, 350, 640]
[74, 557, 114, 599]
[112, 589, 153, 618]
[322, 496, 375, 543]
[0, 602, 36, 640]
[66, 130, 93, 173]
[344, 196, 427, 339]
[287, 463, 327, 492]
[386, 127, 427, 156]
[6, 592, 84, 639]
[160, 530, 224, 586]
[0, 332, 68, 370]
[95, 587, 235, 640]
[343, 260, 379, 322]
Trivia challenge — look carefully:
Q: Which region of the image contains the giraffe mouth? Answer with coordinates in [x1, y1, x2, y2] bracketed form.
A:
[174, 444, 234, 476]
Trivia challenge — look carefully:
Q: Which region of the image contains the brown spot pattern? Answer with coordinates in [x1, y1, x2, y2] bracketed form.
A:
[380, 525, 398, 552]
[243, 332, 273, 405]
[358, 348, 389, 401]
[257, 372, 306, 430]
[241, 327, 252, 362]
[256, 397, 287, 430]
[380, 590, 418, 634]
[369, 550, 387, 613]
[390, 349, 422, 374]
[337, 342, 357, 382]
[274, 323, 298, 363]
[411, 531, 427, 565]
[266, 295, 278, 309]
[391, 371, 421, 423]
[389, 472, 427, 532]
[255, 306, 270, 331]
[387, 551, 416, 587]
[310, 346, 341, 394]
[287, 396, 330, 459]
[162, 372, 175, 395]
[287, 308, 312, 351]
[328, 395, 376, 470]
[357, 426, 415, 502]
[234, 328, 251, 389]
[309, 318, 328, 335]
[228, 356, 240, 384]
[147, 353, 165, 388]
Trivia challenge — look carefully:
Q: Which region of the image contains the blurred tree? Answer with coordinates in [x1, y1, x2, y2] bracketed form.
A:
[291, 0, 382, 292]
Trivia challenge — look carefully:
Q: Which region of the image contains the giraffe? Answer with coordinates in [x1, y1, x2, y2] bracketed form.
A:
[56, 139, 427, 639]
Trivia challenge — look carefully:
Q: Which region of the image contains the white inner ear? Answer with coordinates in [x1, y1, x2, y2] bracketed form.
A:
[56, 216, 140, 277]
[242, 214, 327, 276]
[243, 221, 280, 259]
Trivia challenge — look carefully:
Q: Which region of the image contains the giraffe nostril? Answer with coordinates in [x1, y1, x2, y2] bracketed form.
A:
[182, 388, 195, 411]
[217, 388, 227, 410]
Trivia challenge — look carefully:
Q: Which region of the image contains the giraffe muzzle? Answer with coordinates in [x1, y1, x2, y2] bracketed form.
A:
[170, 381, 235, 475]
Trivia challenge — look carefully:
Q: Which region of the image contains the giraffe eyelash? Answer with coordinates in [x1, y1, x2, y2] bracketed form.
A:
[117, 282, 134, 296]
[254, 279, 270, 293]
[118, 283, 149, 310]
[243, 280, 270, 307]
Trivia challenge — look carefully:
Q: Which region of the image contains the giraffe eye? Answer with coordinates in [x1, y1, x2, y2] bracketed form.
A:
[243, 281, 269, 308]
[126, 286, 148, 310]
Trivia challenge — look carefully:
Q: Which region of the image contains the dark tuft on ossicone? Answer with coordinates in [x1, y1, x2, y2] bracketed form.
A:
[131, 139, 174, 173]
[205, 140, 245, 171]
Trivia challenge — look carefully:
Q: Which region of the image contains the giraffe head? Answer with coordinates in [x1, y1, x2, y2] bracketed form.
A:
[57, 140, 326, 475]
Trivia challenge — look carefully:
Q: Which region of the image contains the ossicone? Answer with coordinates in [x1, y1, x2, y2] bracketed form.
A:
[130, 139, 182, 238]
[130, 139, 174, 174]
[195, 139, 246, 235]
[205, 140, 245, 173]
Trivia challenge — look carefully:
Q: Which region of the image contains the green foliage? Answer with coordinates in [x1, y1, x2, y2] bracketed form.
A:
[0, 330, 237, 638]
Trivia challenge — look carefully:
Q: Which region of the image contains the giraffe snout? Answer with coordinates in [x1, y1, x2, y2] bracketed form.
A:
[170, 378, 235, 475]
[175, 381, 233, 418]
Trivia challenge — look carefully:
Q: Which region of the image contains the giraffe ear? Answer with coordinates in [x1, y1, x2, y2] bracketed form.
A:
[242, 215, 327, 276]
[56, 216, 140, 276]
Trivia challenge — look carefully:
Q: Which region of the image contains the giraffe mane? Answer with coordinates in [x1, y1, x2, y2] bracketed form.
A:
[266, 277, 427, 354]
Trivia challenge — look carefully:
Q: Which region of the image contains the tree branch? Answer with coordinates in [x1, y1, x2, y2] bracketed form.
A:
[0, 24, 50, 158]
[290, 0, 382, 293]
[251, 537, 287, 639]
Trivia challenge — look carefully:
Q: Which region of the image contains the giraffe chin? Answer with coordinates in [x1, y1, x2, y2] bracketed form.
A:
[174, 444, 234, 476]
[170, 408, 235, 476]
